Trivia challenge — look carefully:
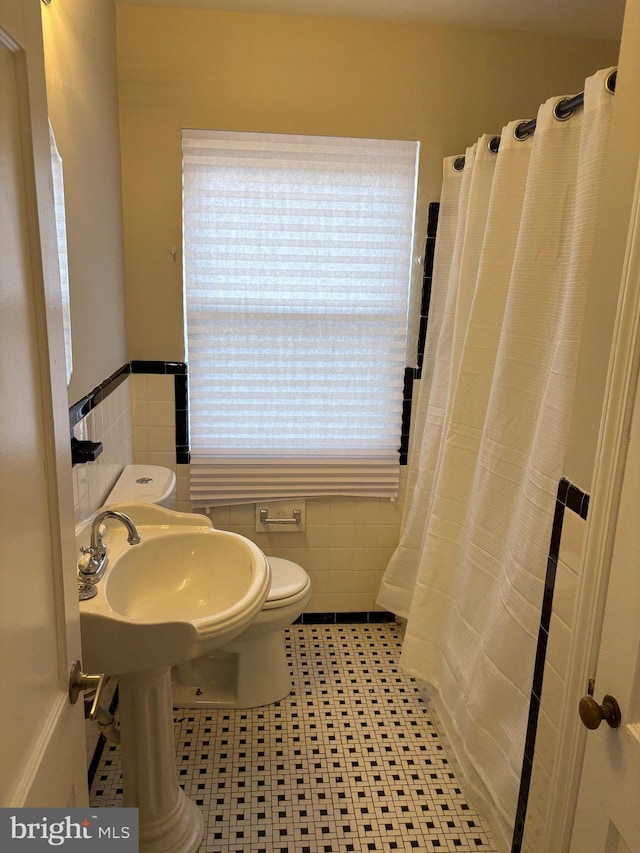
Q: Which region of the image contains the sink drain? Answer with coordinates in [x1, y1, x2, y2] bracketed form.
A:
[78, 580, 97, 601]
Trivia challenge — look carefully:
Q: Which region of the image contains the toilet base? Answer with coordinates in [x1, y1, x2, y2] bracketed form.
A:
[171, 630, 293, 709]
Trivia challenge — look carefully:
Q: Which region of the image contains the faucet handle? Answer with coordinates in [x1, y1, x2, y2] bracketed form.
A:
[80, 542, 106, 559]
[78, 544, 107, 578]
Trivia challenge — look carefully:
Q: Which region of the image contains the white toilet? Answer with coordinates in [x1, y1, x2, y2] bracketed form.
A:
[105, 463, 177, 508]
[171, 555, 311, 709]
[104, 464, 311, 709]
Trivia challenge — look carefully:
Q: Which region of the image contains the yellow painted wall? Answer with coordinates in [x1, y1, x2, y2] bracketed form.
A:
[116, 6, 619, 361]
[41, 0, 128, 404]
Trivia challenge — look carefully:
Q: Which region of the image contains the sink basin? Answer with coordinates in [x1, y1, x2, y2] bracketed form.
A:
[79, 509, 271, 676]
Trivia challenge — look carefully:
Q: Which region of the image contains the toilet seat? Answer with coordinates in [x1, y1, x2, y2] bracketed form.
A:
[264, 557, 311, 609]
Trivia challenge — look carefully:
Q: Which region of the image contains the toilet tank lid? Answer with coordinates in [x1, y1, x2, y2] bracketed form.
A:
[266, 557, 309, 601]
[106, 464, 176, 505]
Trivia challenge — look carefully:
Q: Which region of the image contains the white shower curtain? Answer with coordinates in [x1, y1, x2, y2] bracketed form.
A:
[377, 68, 615, 850]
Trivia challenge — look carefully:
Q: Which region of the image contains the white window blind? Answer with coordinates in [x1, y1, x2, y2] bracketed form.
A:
[182, 130, 419, 506]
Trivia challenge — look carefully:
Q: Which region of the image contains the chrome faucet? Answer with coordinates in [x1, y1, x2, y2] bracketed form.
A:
[78, 510, 141, 584]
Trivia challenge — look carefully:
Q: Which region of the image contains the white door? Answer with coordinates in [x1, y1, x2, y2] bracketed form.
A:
[570, 380, 640, 851]
[568, 135, 640, 853]
[0, 0, 87, 806]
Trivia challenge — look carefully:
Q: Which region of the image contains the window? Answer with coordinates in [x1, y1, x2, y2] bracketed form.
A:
[182, 130, 419, 506]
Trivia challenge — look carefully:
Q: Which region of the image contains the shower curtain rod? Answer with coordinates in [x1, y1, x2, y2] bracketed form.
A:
[453, 68, 617, 171]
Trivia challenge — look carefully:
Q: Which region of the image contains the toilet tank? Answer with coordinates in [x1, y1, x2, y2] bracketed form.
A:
[105, 464, 176, 508]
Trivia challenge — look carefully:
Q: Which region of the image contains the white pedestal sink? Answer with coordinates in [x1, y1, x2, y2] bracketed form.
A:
[78, 506, 271, 853]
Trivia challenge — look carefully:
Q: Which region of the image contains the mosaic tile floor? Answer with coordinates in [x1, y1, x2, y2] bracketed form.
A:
[90, 623, 497, 852]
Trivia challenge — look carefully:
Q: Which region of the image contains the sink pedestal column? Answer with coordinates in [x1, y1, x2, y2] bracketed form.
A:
[117, 667, 203, 853]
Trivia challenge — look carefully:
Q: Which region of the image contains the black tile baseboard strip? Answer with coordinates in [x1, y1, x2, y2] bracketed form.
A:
[295, 611, 396, 625]
[510, 477, 590, 853]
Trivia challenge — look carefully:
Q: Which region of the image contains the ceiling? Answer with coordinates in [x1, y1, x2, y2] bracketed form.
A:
[114, 0, 625, 41]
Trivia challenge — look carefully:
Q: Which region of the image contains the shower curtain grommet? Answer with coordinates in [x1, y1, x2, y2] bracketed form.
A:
[453, 156, 465, 171]
[513, 121, 533, 141]
[553, 96, 576, 121]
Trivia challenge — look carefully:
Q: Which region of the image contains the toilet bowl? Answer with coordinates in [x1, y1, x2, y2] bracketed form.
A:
[171, 555, 311, 709]
[104, 464, 311, 709]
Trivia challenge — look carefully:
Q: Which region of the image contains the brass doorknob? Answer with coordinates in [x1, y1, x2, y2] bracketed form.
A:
[578, 694, 622, 730]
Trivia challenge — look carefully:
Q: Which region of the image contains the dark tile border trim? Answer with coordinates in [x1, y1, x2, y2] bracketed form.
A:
[294, 610, 396, 625]
[130, 360, 187, 376]
[511, 477, 589, 852]
[69, 361, 190, 466]
[69, 364, 131, 430]
[399, 202, 440, 465]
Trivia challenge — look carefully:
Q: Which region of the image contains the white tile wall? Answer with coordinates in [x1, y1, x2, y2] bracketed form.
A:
[523, 708, 560, 853]
[539, 658, 564, 730]
[526, 755, 552, 821]
[531, 708, 559, 779]
[545, 611, 572, 676]
[131, 373, 176, 470]
[206, 492, 402, 613]
[72, 377, 134, 524]
[522, 801, 545, 853]
[552, 558, 580, 629]
[556, 508, 587, 569]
